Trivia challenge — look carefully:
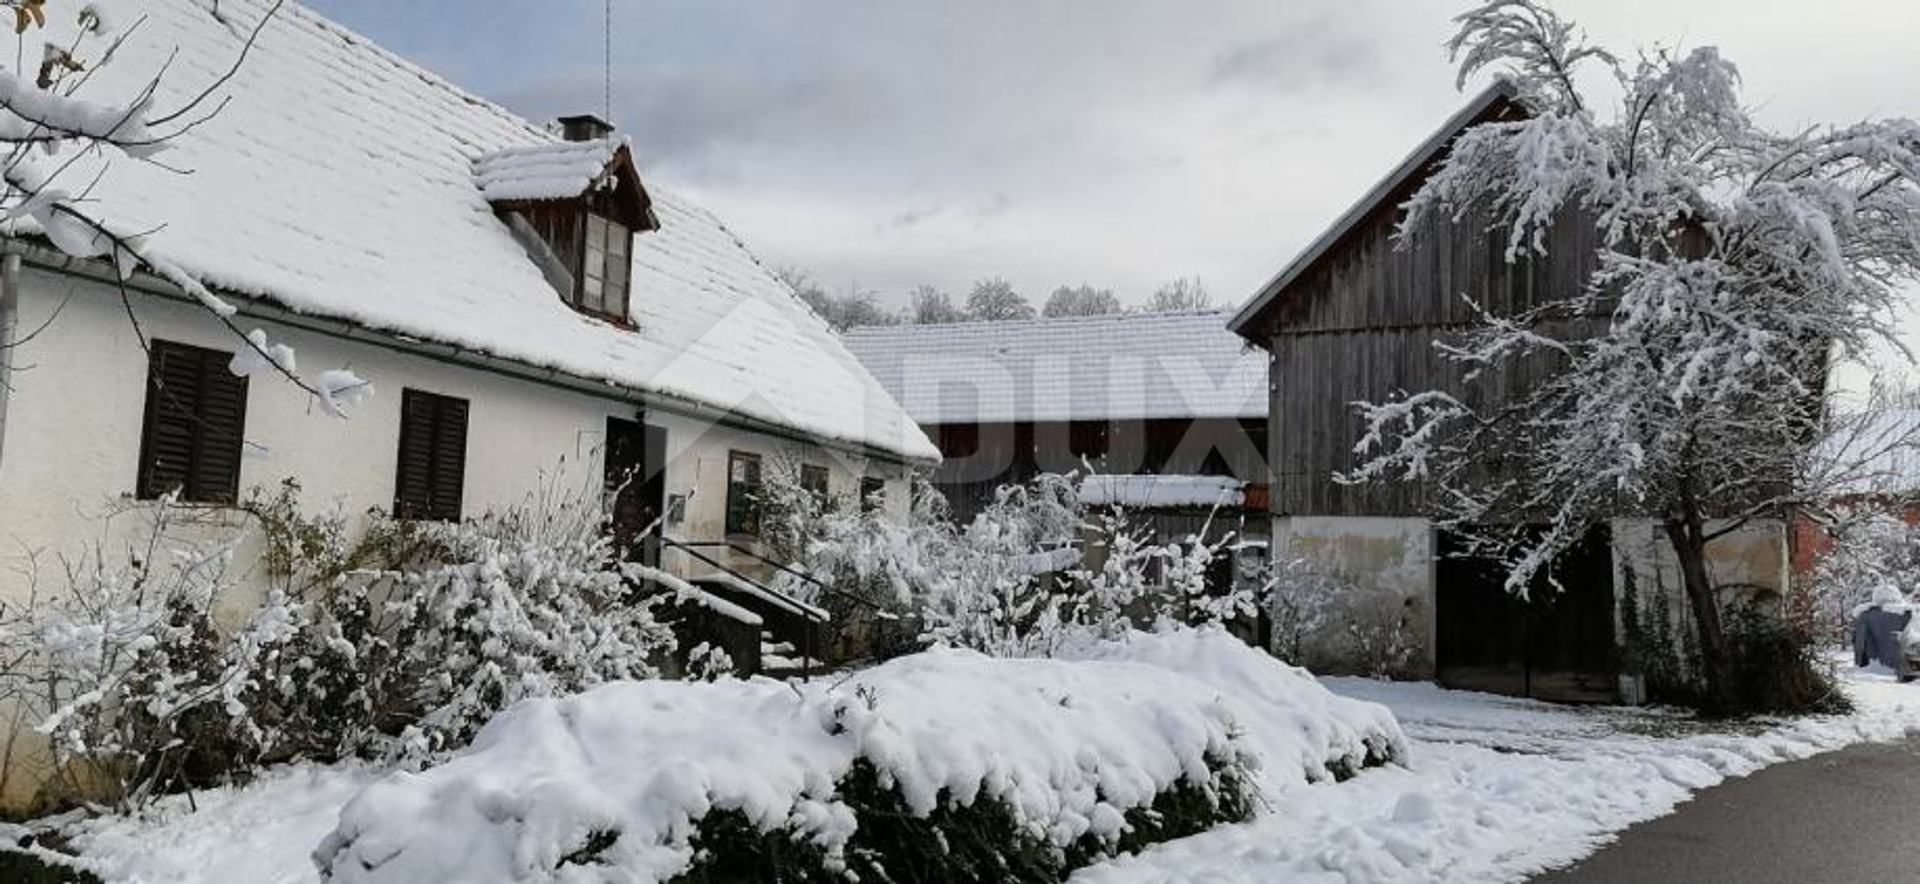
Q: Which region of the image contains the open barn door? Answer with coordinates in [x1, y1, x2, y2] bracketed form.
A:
[1436, 526, 1618, 702]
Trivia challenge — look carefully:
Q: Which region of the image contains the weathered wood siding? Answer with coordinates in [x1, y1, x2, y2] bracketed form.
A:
[1266, 191, 1604, 517]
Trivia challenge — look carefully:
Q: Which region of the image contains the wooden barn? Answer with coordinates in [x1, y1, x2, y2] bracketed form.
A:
[1227, 83, 1790, 701]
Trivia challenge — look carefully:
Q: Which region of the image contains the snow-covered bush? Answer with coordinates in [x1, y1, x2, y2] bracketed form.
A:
[1162, 521, 1257, 627]
[1261, 557, 1348, 667]
[371, 481, 677, 761]
[1073, 506, 1163, 639]
[778, 469, 1261, 661]
[314, 627, 1406, 884]
[1, 472, 683, 808]
[767, 470, 952, 663]
[0, 497, 301, 811]
[1805, 506, 1920, 639]
[915, 474, 1084, 656]
[1342, 588, 1422, 680]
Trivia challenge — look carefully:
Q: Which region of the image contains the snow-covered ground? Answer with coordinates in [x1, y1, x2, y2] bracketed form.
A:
[38, 662, 1920, 884]
[1074, 667, 1920, 883]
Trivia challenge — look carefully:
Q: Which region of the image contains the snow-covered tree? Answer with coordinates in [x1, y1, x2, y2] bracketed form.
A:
[1806, 504, 1920, 638]
[1042, 283, 1122, 318]
[1344, 0, 1920, 706]
[965, 276, 1035, 321]
[0, 0, 371, 416]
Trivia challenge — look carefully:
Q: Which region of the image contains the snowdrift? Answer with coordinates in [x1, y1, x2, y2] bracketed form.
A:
[313, 628, 1405, 883]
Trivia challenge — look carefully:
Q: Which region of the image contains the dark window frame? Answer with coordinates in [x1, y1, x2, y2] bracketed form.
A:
[800, 463, 831, 506]
[859, 476, 887, 513]
[136, 339, 250, 504]
[393, 388, 470, 522]
[569, 210, 633, 323]
[725, 450, 764, 538]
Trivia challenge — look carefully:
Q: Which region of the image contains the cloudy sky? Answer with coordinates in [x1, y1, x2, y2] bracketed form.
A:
[306, 0, 1916, 317]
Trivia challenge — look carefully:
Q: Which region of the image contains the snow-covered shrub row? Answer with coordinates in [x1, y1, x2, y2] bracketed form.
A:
[0, 476, 679, 809]
[247, 476, 676, 762]
[766, 465, 1267, 661]
[314, 628, 1406, 884]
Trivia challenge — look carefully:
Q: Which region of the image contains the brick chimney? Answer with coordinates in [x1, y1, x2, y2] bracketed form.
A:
[557, 113, 614, 142]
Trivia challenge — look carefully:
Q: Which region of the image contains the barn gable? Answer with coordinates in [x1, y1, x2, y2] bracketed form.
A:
[1227, 82, 1612, 518]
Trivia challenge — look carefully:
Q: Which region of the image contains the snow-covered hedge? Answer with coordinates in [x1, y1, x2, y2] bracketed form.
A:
[313, 628, 1405, 883]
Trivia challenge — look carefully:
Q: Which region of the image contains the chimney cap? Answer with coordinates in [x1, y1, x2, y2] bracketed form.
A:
[557, 114, 615, 142]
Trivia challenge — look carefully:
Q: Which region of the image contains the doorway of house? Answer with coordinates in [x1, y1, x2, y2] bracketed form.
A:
[605, 415, 667, 569]
[1435, 526, 1618, 702]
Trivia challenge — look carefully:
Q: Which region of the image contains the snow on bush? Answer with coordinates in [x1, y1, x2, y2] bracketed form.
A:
[1806, 505, 1920, 638]
[375, 489, 678, 760]
[0, 496, 305, 812]
[0, 473, 681, 811]
[313, 628, 1406, 884]
[770, 468, 1267, 660]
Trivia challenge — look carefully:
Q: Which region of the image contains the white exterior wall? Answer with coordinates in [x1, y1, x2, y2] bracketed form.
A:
[0, 269, 915, 808]
[1271, 516, 1437, 677]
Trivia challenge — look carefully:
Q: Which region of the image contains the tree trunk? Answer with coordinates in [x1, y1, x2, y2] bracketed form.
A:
[1663, 512, 1732, 709]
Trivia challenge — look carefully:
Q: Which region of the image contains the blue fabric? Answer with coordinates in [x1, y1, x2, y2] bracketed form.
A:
[1854, 606, 1913, 676]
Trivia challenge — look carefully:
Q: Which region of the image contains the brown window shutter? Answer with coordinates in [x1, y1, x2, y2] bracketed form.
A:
[137, 340, 248, 503]
[395, 389, 469, 521]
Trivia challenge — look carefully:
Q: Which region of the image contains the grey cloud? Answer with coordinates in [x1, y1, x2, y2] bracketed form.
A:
[1208, 19, 1385, 91]
[879, 203, 945, 233]
[497, 62, 901, 181]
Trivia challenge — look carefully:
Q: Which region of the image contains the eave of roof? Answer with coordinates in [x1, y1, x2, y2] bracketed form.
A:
[1226, 80, 1519, 343]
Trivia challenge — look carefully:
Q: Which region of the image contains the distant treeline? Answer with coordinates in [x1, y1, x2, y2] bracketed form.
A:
[778, 269, 1215, 332]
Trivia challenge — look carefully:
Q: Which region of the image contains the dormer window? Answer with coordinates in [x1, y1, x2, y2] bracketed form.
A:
[580, 212, 631, 319]
[474, 114, 659, 325]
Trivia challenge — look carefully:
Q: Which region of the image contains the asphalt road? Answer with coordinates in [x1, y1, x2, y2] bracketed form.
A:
[1531, 735, 1920, 883]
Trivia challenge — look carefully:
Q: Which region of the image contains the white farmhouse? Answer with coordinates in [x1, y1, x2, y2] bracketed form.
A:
[0, 0, 935, 809]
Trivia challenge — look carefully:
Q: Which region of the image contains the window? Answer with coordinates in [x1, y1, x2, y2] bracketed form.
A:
[137, 339, 249, 503]
[394, 389, 470, 521]
[725, 451, 763, 537]
[577, 213, 632, 320]
[801, 464, 830, 505]
[859, 476, 886, 513]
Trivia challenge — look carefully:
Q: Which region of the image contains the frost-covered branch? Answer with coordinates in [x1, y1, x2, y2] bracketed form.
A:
[1354, 0, 1920, 706]
[0, 0, 372, 417]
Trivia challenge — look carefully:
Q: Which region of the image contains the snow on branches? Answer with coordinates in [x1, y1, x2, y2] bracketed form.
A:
[0, 1, 373, 416]
[1349, 0, 1920, 705]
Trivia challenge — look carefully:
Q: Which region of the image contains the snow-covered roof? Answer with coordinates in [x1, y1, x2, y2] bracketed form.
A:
[471, 139, 626, 203]
[1079, 475, 1247, 509]
[841, 310, 1268, 425]
[12, 0, 936, 462]
[1228, 81, 1520, 342]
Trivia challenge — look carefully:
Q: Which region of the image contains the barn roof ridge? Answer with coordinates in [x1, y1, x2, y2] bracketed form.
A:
[1226, 80, 1519, 341]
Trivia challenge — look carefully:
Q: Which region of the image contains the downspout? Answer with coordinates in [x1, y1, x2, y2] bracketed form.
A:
[0, 249, 19, 472]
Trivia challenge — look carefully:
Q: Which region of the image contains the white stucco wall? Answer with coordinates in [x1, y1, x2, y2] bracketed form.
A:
[1271, 516, 1437, 677]
[0, 267, 915, 808]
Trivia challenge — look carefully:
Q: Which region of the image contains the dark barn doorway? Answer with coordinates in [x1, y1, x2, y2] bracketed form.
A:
[605, 415, 667, 569]
[1436, 526, 1618, 703]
